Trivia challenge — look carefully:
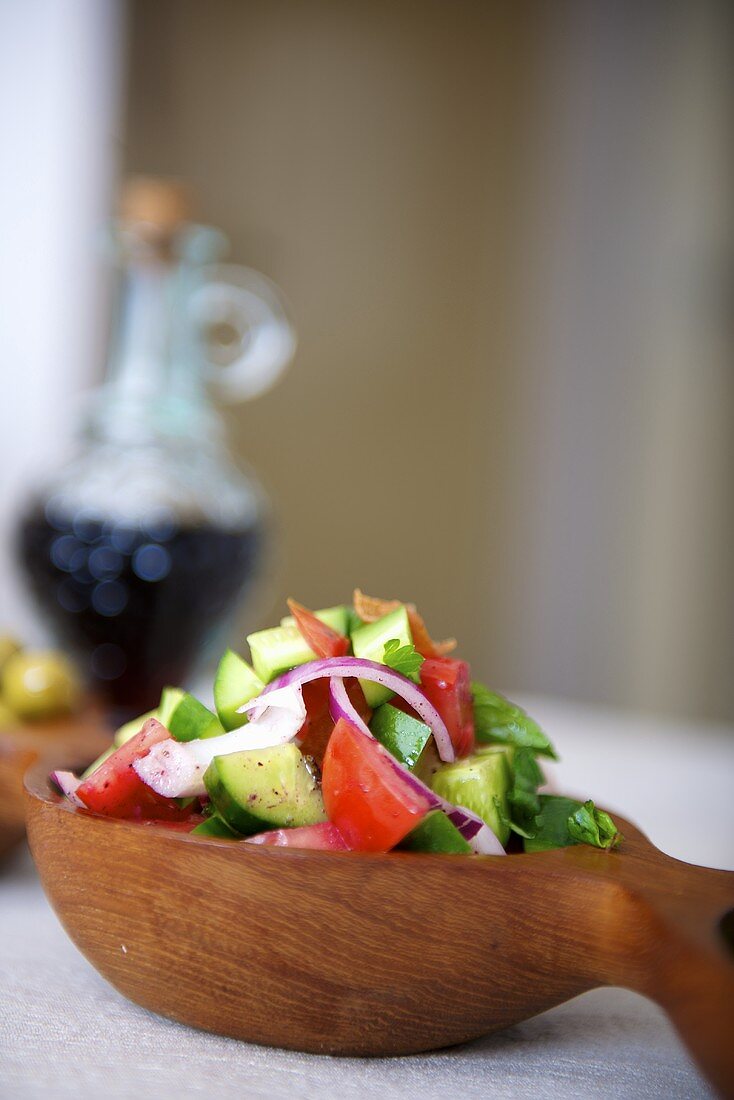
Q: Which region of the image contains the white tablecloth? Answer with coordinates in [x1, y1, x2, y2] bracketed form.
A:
[2, 695, 732, 1099]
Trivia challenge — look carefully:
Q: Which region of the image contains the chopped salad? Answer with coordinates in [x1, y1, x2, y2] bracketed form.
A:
[52, 591, 621, 855]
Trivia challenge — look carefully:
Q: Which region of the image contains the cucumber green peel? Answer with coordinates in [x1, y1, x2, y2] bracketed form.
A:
[167, 693, 224, 742]
[213, 649, 263, 731]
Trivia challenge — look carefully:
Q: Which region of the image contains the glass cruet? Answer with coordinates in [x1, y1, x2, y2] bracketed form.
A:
[16, 178, 295, 719]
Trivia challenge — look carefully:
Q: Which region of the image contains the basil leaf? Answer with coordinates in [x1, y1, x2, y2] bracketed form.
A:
[493, 795, 535, 839]
[523, 796, 581, 852]
[507, 747, 545, 837]
[568, 800, 622, 850]
[471, 683, 557, 759]
[524, 795, 622, 852]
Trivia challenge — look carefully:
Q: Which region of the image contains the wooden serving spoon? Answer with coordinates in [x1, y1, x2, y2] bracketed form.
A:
[25, 762, 734, 1097]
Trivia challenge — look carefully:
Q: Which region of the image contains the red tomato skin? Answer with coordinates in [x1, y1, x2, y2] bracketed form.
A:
[321, 718, 431, 852]
[76, 718, 195, 821]
[246, 822, 349, 850]
[419, 657, 475, 757]
[297, 678, 372, 767]
[287, 599, 350, 659]
[296, 679, 333, 765]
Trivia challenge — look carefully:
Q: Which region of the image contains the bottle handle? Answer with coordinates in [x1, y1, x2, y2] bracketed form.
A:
[188, 263, 297, 402]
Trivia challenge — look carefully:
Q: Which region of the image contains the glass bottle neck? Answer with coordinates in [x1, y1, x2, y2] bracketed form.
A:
[88, 227, 223, 447]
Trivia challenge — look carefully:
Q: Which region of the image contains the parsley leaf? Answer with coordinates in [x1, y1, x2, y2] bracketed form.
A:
[382, 638, 424, 682]
[471, 683, 557, 759]
[568, 800, 622, 850]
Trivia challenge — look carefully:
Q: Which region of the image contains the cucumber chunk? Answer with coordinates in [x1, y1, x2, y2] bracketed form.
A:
[369, 703, 432, 772]
[158, 686, 185, 727]
[249, 605, 355, 683]
[112, 686, 184, 746]
[351, 606, 413, 707]
[247, 624, 319, 683]
[213, 649, 264, 731]
[168, 693, 224, 742]
[204, 744, 326, 836]
[191, 813, 241, 838]
[345, 607, 365, 636]
[430, 748, 512, 846]
[400, 810, 472, 854]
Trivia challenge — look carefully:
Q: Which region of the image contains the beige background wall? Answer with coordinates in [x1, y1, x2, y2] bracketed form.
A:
[124, 0, 734, 722]
[125, 0, 531, 670]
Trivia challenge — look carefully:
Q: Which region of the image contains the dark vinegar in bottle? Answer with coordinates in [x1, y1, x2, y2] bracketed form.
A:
[18, 505, 263, 717]
[14, 179, 292, 719]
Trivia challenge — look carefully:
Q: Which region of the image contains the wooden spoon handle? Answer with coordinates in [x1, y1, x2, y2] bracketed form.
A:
[629, 860, 734, 1098]
[647, 935, 734, 1100]
[568, 845, 734, 1096]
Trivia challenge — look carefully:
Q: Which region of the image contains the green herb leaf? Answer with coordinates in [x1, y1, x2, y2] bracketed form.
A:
[493, 795, 535, 839]
[507, 747, 545, 837]
[471, 683, 557, 759]
[568, 800, 622, 850]
[523, 795, 581, 852]
[523, 795, 622, 852]
[382, 638, 424, 682]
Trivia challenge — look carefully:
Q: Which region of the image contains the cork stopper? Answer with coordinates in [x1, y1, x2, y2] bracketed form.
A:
[119, 177, 195, 239]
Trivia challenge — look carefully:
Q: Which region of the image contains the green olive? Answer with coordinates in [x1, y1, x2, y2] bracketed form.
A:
[0, 635, 22, 677]
[1, 650, 80, 719]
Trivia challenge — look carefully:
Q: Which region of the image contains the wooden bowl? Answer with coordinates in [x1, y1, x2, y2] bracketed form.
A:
[0, 709, 110, 861]
[25, 762, 734, 1095]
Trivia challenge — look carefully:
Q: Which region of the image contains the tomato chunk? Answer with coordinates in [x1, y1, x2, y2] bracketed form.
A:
[287, 599, 349, 659]
[297, 678, 372, 767]
[246, 822, 349, 850]
[76, 718, 195, 821]
[419, 657, 475, 757]
[296, 679, 333, 765]
[321, 718, 431, 851]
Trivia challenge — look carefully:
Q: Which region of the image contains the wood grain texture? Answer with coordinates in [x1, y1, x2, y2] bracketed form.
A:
[0, 709, 110, 860]
[25, 762, 734, 1096]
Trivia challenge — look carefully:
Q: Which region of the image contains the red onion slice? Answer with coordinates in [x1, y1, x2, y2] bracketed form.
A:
[328, 677, 442, 810]
[50, 770, 84, 807]
[445, 805, 506, 856]
[328, 678, 505, 856]
[134, 685, 307, 799]
[241, 656, 455, 763]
